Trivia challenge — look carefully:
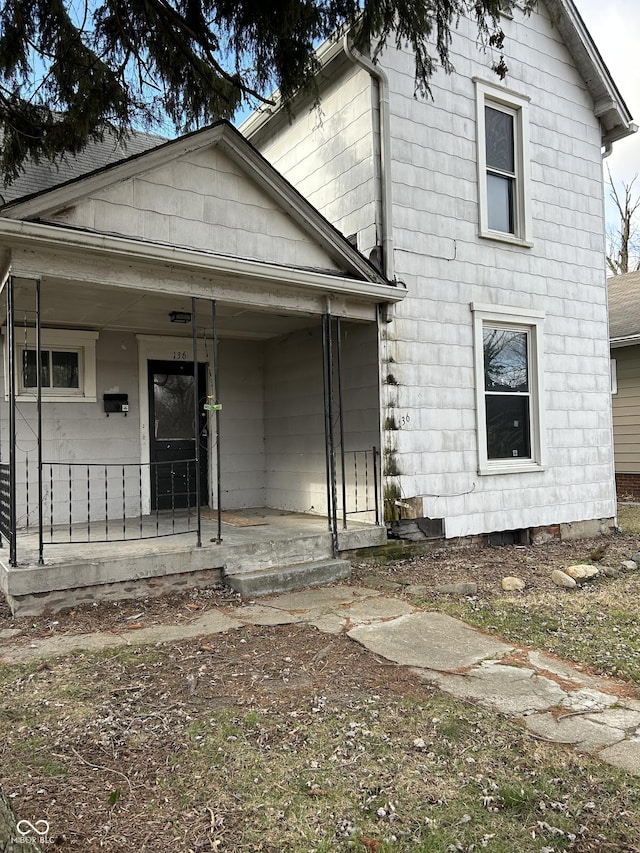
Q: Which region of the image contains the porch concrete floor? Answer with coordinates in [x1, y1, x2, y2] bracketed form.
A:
[0, 508, 386, 611]
[9, 507, 349, 568]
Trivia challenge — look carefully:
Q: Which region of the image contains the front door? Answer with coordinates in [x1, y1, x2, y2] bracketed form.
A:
[148, 360, 208, 510]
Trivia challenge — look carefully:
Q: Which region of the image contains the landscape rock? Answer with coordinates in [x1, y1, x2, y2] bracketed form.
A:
[501, 576, 525, 591]
[551, 569, 577, 589]
[564, 564, 599, 580]
[621, 560, 638, 572]
[631, 552, 640, 566]
[435, 582, 478, 596]
[600, 566, 621, 578]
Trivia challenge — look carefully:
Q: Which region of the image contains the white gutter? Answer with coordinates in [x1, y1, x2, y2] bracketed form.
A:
[342, 36, 394, 283]
[0, 218, 407, 304]
[610, 335, 640, 348]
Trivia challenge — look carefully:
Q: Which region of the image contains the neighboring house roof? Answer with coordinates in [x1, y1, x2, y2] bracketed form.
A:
[609, 271, 640, 345]
[0, 120, 393, 290]
[1, 128, 166, 205]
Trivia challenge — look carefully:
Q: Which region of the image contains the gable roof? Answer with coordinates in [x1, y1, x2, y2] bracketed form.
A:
[0, 121, 388, 286]
[241, 0, 636, 148]
[609, 271, 640, 345]
[544, 0, 635, 147]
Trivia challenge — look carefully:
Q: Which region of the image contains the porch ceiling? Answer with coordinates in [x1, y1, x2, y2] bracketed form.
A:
[5, 277, 330, 339]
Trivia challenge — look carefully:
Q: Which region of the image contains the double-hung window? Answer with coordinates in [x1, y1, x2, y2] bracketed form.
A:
[475, 80, 531, 245]
[472, 304, 545, 474]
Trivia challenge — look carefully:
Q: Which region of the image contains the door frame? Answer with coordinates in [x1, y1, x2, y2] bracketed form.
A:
[137, 335, 210, 515]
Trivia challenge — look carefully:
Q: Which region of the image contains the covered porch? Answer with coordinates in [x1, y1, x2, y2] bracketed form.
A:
[0, 233, 398, 615]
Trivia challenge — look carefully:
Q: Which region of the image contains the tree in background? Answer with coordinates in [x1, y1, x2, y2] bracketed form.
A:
[606, 165, 640, 275]
[0, 0, 535, 183]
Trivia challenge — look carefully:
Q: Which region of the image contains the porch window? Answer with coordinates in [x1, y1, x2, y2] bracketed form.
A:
[4, 329, 99, 402]
[22, 349, 80, 390]
[472, 304, 545, 474]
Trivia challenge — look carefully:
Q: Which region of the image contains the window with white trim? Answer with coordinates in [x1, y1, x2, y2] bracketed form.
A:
[472, 304, 545, 474]
[475, 80, 531, 245]
[4, 329, 99, 402]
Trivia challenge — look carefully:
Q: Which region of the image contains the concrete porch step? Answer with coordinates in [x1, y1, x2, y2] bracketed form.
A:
[224, 558, 351, 598]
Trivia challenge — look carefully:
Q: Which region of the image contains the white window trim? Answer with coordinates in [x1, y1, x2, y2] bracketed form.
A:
[475, 79, 533, 247]
[472, 303, 546, 475]
[3, 328, 99, 403]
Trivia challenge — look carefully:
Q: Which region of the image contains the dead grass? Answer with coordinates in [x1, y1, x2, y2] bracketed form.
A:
[2, 626, 640, 852]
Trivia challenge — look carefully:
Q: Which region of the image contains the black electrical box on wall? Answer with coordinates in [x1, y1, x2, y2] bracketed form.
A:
[103, 393, 129, 416]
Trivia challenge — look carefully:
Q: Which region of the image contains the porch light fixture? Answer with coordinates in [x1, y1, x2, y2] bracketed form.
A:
[169, 311, 192, 324]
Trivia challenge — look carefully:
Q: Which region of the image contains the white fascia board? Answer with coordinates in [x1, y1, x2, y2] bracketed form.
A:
[544, 0, 635, 144]
[0, 218, 406, 305]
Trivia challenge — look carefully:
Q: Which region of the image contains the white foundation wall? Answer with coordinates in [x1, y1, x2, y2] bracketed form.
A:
[218, 339, 266, 509]
[251, 4, 617, 537]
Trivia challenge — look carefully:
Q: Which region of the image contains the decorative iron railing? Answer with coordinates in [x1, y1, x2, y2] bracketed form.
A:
[339, 447, 379, 525]
[0, 462, 14, 551]
[41, 460, 202, 544]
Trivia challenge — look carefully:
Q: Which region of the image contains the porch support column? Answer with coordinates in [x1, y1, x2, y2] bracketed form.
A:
[336, 317, 347, 530]
[321, 313, 338, 556]
[191, 296, 202, 548]
[36, 278, 44, 564]
[7, 277, 17, 566]
[212, 300, 222, 544]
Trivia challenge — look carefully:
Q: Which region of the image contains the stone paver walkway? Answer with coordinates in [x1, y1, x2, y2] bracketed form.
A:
[1, 584, 639, 777]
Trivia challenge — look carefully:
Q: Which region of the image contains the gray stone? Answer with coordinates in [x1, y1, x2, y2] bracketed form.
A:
[0, 610, 244, 664]
[526, 651, 604, 688]
[601, 566, 621, 578]
[551, 569, 577, 589]
[424, 663, 567, 716]
[585, 707, 640, 733]
[565, 564, 599, 580]
[524, 712, 625, 751]
[560, 688, 618, 713]
[361, 575, 404, 592]
[502, 576, 525, 591]
[599, 740, 640, 776]
[621, 560, 638, 572]
[630, 552, 640, 566]
[348, 611, 513, 672]
[0, 628, 22, 640]
[404, 584, 432, 596]
[435, 582, 478, 595]
[340, 596, 416, 624]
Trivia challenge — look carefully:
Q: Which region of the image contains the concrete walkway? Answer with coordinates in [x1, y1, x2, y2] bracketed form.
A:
[2, 584, 639, 777]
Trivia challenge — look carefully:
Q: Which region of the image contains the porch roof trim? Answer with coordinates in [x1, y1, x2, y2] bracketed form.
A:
[0, 122, 390, 288]
[0, 217, 407, 305]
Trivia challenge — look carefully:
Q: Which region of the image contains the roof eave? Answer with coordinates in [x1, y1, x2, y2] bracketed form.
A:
[544, 0, 636, 146]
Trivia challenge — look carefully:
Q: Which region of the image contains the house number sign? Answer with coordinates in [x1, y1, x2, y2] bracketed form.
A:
[172, 351, 188, 360]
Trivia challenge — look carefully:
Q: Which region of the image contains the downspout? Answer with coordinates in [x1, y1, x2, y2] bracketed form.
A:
[342, 35, 394, 283]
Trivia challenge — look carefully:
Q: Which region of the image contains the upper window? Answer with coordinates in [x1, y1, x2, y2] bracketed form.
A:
[472, 304, 545, 474]
[475, 80, 532, 246]
[4, 329, 99, 402]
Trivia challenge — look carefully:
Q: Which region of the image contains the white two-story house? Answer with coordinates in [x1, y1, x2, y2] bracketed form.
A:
[243, 0, 636, 543]
[0, 0, 634, 614]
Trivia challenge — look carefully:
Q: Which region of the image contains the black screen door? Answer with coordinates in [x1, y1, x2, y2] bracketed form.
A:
[148, 360, 208, 510]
